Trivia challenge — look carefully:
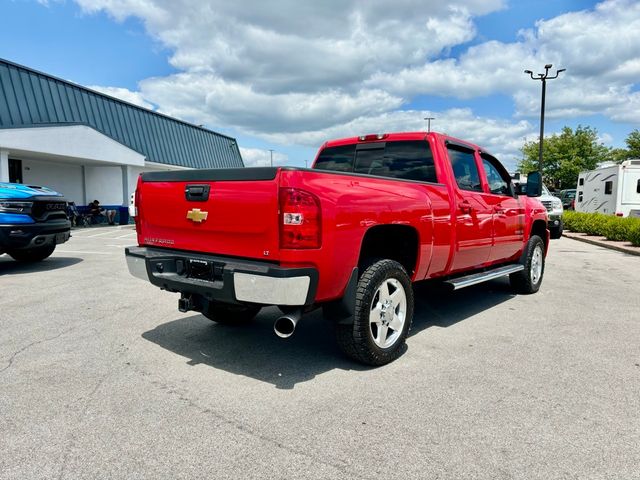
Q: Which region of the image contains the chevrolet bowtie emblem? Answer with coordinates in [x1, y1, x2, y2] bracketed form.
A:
[186, 208, 208, 223]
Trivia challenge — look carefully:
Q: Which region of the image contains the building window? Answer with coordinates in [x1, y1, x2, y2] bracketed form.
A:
[637, 179, 640, 194]
[604, 181, 613, 195]
[9, 159, 23, 183]
[579, 178, 584, 186]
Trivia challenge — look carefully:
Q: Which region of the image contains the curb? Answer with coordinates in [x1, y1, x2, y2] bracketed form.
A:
[563, 232, 640, 257]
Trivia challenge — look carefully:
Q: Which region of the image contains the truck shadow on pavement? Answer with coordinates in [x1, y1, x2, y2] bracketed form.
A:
[0, 256, 83, 275]
[411, 278, 515, 335]
[141, 279, 516, 390]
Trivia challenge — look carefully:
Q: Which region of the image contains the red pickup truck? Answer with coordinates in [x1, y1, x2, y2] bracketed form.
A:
[126, 132, 548, 365]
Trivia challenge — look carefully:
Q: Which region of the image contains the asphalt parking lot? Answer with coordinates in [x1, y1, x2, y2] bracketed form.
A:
[1, 228, 639, 480]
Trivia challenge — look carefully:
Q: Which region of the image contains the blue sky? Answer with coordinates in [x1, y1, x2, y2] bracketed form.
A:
[1, 0, 638, 170]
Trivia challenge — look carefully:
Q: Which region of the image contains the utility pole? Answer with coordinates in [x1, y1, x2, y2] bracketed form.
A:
[423, 117, 435, 133]
[269, 149, 274, 167]
[524, 64, 565, 175]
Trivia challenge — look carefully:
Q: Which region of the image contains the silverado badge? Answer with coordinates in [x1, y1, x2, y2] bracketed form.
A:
[186, 208, 208, 223]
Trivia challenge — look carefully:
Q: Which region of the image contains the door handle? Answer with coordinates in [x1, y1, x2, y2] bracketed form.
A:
[494, 204, 505, 215]
[185, 184, 210, 202]
[459, 200, 472, 214]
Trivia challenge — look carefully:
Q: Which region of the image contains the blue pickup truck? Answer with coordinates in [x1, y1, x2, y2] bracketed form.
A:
[0, 182, 71, 262]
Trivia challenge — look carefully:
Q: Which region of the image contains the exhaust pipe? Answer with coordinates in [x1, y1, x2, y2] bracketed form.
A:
[274, 310, 303, 339]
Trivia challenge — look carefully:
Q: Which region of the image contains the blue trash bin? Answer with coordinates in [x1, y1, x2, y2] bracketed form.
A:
[118, 206, 129, 225]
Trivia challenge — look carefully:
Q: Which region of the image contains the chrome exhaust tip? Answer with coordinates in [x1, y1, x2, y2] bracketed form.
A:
[274, 311, 302, 339]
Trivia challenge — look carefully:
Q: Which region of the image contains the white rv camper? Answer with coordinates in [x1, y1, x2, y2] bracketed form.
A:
[575, 160, 640, 217]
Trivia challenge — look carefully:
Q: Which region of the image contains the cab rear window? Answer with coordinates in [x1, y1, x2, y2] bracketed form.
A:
[313, 140, 437, 183]
[313, 144, 355, 172]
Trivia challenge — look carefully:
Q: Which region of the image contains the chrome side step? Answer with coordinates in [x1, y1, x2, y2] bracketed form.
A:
[445, 264, 524, 290]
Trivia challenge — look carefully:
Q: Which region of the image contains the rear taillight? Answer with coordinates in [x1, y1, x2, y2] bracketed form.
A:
[279, 188, 321, 249]
[571, 199, 575, 209]
[615, 212, 624, 217]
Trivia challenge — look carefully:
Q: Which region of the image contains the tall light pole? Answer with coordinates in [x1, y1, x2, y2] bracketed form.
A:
[423, 116, 435, 133]
[269, 149, 274, 167]
[524, 64, 565, 175]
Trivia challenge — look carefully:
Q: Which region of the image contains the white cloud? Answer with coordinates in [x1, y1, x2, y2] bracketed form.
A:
[261, 108, 535, 171]
[367, 0, 640, 122]
[598, 132, 614, 145]
[87, 85, 155, 110]
[140, 72, 402, 133]
[239, 147, 288, 167]
[75, 0, 502, 94]
[69, 0, 640, 160]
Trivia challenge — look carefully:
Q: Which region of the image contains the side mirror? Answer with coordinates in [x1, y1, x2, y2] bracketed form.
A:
[526, 171, 543, 197]
[515, 183, 527, 195]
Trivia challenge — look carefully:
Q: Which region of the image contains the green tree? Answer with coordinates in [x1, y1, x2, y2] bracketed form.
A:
[518, 125, 610, 189]
[625, 129, 640, 159]
[609, 147, 630, 164]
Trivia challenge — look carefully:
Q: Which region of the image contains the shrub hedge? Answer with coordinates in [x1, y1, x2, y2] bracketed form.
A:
[563, 211, 640, 246]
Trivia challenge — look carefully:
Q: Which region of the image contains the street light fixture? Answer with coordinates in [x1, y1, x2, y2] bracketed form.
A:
[524, 64, 565, 175]
[423, 117, 435, 133]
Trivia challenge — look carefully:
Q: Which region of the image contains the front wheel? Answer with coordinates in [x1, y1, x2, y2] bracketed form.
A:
[336, 259, 414, 366]
[201, 302, 261, 325]
[510, 235, 545, 294]
[8, 245, 56, 262]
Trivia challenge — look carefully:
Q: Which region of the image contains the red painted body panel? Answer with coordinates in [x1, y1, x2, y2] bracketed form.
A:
[135, 132, 548, 304]
[136, 178, 281, 260]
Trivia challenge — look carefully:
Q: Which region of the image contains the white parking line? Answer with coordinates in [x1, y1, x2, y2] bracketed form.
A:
[55, 250, 116, 255]
[69, 230, 108, 238]
[116, 232, 136, 239]
[82, 230, 122, 238]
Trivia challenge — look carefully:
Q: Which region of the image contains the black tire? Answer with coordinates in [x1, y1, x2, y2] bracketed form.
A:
[510, 235, 545, 294]
[8, 245, 56, 262]
[201, 302, 261, 325]
[336, 259, 414, 366]
[549, 222, 563, 239]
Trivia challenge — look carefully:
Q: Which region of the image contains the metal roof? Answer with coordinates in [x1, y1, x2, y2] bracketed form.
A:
[0, 58, 244, 169]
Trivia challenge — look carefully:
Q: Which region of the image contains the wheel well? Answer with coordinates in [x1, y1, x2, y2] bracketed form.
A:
[531, 220, 548, 251]
[358, 225, 419, 276]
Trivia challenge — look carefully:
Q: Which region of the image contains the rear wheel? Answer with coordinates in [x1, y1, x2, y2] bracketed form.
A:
[202, 302, 261, 325]
[336, 259, 414, 366]
[8, 245, 56, 262]
[510, 235, 545, 294]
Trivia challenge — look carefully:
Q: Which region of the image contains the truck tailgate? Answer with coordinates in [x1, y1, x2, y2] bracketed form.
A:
[137, 168, 280, 261]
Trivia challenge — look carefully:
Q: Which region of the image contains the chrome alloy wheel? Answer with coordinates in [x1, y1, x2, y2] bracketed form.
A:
[369, 278, 407, 349]
[530, 244, 543, 285]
